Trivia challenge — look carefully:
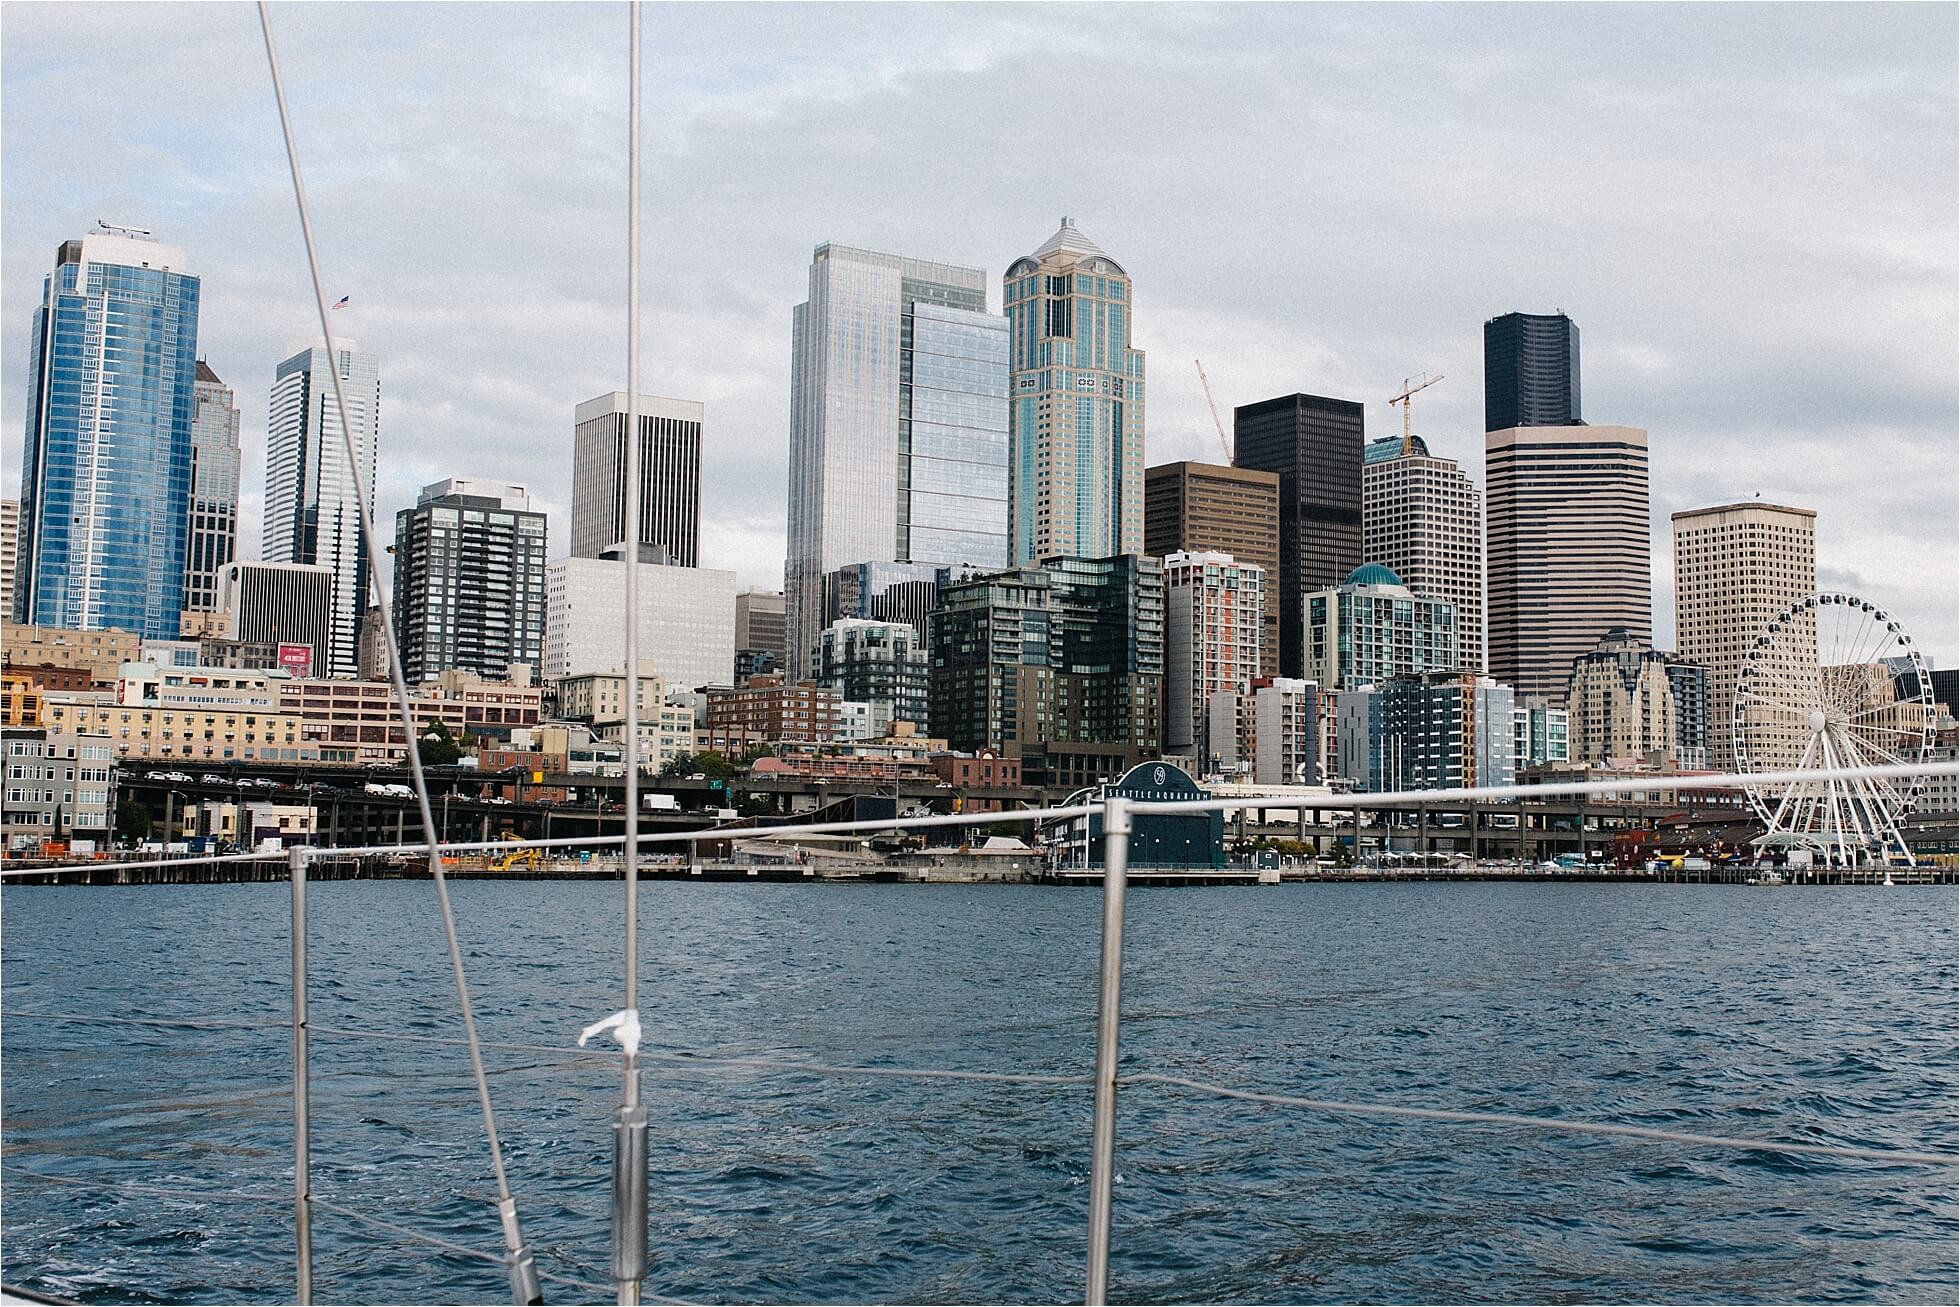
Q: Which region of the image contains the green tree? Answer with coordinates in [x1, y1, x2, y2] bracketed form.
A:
[417, 719, 463, 767]
[116, 796, 152, 842]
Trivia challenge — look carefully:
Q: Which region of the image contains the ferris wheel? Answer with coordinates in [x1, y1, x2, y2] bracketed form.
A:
[1733, 592, 1936, 869]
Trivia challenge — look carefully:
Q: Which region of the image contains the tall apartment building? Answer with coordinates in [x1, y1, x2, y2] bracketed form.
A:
[0, 499, 17, 624]
[1004, 219, 1146, 566]
[1303, 564, 1459, 691]
[734, 590, 789, 675]
[1335, 673, 1514, 793]
[1162, 551, 1264, 766]
[787, 243, 1010, 673]
[1665, 658, 1712, 770]
[543, 552, 735, 692]
[1363, 434, 1483, 674]
[569, 392, 702, 565]
[1484, 311, 1582, 431]
[1670, 501, 1817, 769]
[184, 361, 242, 614]
[392, 479, 547, 684]
[1566, 627, 1679, 765]
[217, 561, 333, 678]
[1233, 393, 1365, 677]
[814, 618, 929, 735]
[1252, 677, 1319, 787]
[930, 553, 1164, 790]
[1144, 462, 1281, 676]
[16, 228, 200, 637]
[1513, 697, 1571, 769]
[263, 342, 381, 675]
[1485, 424, 1650, 702]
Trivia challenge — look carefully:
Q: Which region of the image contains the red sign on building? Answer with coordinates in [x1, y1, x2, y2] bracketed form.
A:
[277, 644, 314, 677]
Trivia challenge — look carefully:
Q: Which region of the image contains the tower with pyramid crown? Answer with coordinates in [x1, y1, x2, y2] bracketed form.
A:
[1002, 218, 1147, 563]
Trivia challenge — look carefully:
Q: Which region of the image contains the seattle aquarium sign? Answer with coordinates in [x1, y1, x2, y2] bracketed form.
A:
[1084, 761, 1225, 868]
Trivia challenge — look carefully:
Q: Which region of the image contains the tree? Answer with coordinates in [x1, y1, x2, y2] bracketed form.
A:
[116, 797, 151, 843]
[417, 719, 463, 767]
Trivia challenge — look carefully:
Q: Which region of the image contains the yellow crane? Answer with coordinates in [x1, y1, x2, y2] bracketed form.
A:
[1389, 372, 1444, 456]
[1194, 358, 1231, 462]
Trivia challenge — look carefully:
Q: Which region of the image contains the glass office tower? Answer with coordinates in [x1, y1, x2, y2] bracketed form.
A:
[786, 243, 1009, 673]
[263, 342, 382, 677]
[1484, 311, 1582, 431]
[184, 360, 242, 614]
[15, 229, 201, 637]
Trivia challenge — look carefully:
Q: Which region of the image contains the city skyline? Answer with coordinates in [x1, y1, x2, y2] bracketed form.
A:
[1, 4, 1953, 664]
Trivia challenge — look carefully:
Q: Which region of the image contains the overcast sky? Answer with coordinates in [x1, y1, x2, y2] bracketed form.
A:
[4, 2, 1955, 664]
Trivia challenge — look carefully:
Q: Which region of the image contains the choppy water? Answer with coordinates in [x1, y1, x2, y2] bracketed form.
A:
[2, 881, 1955, 1305]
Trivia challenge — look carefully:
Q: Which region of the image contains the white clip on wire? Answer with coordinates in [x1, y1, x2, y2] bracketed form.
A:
[578, 1009, 642, 1059]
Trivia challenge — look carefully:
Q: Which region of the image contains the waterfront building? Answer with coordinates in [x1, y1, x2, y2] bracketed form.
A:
[1485, 423, 1650, 701]
[1233, 393, 1365, 677]
[1145, 462, 1281, 676]
[0, 498, 17, 623]
[787, 243, 1009, 672]
[392, 479, 547, 685]
[554, 663, 696, 772]
[16, 229, 200, 637]
[263, 342, 381, 675]
[542, 551, 736, 693]
[1335, 672, 1514, 793]
[1670, 501, 1817, 769]
[40, 688, 320, 765]
[1252, 677, 1319, 787]
[1484, 310, 1582, 431]
[1664, 658, 1712, 771]
[185, 800, 317, 849]
[1162, 550, 1264, 768]
[1566, 627, 1680, 765]
[1, 623, 141, 687]
[570, 392, 702, 565]
[1303, 564, 1459, 691]
[217, 561, 333, 679]
[1363, 434, 1483, 674]
[705, 675, 841, 745]
[928, 749, 1022, 797]
[1513, 696, 1571, 769]
[930, 553, 1163, 791]
[271, 672, 542, 764]
[1004, 219, 1145, 567]
[184, 361, 242, 616]
[2, 727, 115, 849]
[814, 617, 929, 735]
[734, 590, 789, 675]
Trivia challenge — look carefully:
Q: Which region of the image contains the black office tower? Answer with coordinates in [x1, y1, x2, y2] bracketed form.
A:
[1484, 311, 1582, 431]
[1233, 393, 1365, 678]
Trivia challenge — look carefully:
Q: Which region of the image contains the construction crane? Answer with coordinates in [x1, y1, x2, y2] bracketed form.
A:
[1194, 358, 1231, 461]
[1389, 372, 1444, 456]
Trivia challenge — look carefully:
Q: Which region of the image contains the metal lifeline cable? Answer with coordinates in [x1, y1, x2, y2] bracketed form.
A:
[252, 6, 541, 1301]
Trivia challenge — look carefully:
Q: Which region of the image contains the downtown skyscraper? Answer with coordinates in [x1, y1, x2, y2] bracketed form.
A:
[263, 341, 380, 677]
[1363, 434, 1484, 674]
[786, 243, 1010, 672]
[184, 360, 241, 614]
[1004, 218, 1146, 566]
[569, 392, 702, 564]
[393, 479, 548, 684]
[15, 228, 201, 637]
[1484, 311, 1582, 431]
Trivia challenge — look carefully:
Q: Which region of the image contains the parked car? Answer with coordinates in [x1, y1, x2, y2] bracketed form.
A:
[200, 773, 230, 785]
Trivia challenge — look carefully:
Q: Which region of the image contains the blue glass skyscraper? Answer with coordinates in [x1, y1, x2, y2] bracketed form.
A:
[15, 228, 201, 637]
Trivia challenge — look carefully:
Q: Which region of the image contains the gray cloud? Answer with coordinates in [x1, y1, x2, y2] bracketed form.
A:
[4, 2, 1954, 660]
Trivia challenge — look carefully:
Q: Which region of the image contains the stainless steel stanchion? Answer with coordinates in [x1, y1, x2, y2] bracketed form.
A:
[1084, 795, 1131, 1305]
[289, 844, 313, 1304]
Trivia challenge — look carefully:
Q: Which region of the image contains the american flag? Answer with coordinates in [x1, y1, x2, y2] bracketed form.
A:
[331, 295, 350, 310]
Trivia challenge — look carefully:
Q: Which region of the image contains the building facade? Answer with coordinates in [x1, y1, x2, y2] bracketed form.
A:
[2, 727, 115, 849]
[1484, 310, 1581, 431]
[1670, 501, 1817, 770]
[542, 553, 736, 693]
[1336, 673, 1514, 793]
[1485, 424, 1650, 701]
[1144, 461, 1282, 676]
[814, 618, 930, 735]
[930, 554, 1163, 790]
[704, 676, 841, 745]
[1566, 627, 1680, 765]
[217, 561, 333, 679]
[1004, 219, 1145, 566]
[555, 664, 696, 772]
[2, 623, 141, 686]
[1233, 393, 1366, 677]
[1513, 697, 1572, 769]
[569, 392, 702, 565]
[263, 342, 381, 675]
[1363, 434, 1483, 674]
[787, 243, 1010, 673]
[1162, 550, 1264, 768]
[1303, 564, 1459, 691]
[0, 498, 17, 624]
[16, 230, 201, 637]
[392, 479, 547, 684]
[1664, 658, 1711, 771]
[1252, 677, 1319, 787]
[184, 360, 242, 615]
[734, 590, 789, 677]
